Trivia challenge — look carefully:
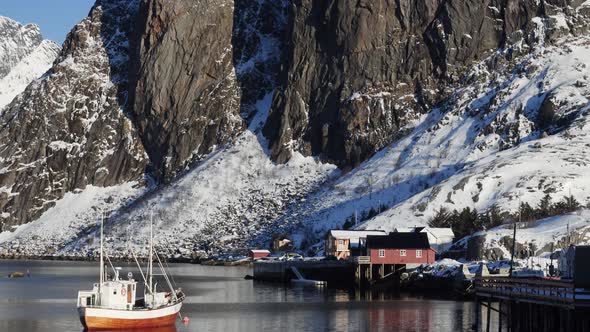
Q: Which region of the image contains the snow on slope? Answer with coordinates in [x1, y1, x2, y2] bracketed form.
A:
[281, 36, 590, 250]
[2, 10, 590, 259]
[0, 182, 146, 256]
[455, 210, 590, 259]
[0, 16, 59, 109]
[0, 92, 336, 258]
[63, 94, 337, 257]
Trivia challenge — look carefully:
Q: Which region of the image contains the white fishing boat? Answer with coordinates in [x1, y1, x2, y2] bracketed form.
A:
[77, 214, 185, 330]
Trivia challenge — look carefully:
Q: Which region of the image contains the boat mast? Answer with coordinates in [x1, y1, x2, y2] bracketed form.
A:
[149, 212, 154, 299]
[99, 212, 104, 303]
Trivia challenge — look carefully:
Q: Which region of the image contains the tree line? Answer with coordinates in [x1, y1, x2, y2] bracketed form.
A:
[428, 193, 583, 240]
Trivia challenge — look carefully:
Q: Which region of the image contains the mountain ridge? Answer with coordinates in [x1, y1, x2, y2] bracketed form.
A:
[0, 16, 60, 109]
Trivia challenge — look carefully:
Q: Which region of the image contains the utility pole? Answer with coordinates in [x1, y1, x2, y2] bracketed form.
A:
[509, 198, 521, 277]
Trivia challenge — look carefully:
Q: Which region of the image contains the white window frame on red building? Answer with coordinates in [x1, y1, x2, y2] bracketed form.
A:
[400, 249, 407, 257]
[378, 249, 385, 257]
[416, 249, 422, 258]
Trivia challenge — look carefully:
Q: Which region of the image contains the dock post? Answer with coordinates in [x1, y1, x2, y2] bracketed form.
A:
[486, 298, 492, 332]
[474, 298, 480, 331]
[498, 300, 502, 332]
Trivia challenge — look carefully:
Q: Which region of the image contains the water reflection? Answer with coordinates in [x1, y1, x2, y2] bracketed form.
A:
[88, 327, 177, 332]
[0, 260, 478, 332]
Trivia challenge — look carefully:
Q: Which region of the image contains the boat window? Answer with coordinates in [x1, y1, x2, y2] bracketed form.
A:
[86, 297, 91, 306]
[114, 290, 117, 295]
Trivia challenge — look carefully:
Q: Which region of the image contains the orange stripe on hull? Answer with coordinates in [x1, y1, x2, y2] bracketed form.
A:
[83, 313, 178, 330]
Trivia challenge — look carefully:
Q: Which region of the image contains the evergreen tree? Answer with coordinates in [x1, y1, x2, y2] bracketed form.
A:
[451, 207, 482, 240]
[519, 202, 536, 223]
[488, 204, 504, 227]
[537, 193, 553, 219]
[428, 207, 452, 228]
[343, 216, 354, 230]
[564, 194, 580, 212]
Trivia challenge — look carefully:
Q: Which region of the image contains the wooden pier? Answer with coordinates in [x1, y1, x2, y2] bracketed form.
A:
[354, 256, 408, 287]
[475, 276, 590, 331]
[253, 260, 354, 286]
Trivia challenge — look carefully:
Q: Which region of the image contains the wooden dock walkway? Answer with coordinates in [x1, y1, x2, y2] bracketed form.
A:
[474, 276, 590, 331]
[476, 276, 590, 309]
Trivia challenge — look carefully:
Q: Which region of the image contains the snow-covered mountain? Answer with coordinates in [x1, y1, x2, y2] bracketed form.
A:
[0, 16, 59, 109]
[1, 0, 590, 260]
[290, 36, 590, 254]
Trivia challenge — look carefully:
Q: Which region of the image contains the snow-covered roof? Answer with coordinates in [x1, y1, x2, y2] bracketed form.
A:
[250, 249, 271, 253]
[329, 230, 386, 239]
[393, 227, 454, 238]
[424, 228, 455, 238]
[394, 227, 415, 233]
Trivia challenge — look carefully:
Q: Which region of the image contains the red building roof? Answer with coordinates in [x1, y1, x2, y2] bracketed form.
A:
[366, 232, 430, 249]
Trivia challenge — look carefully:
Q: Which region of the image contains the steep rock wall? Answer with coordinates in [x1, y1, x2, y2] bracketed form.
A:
[130, 0, 288, 181]
[264, 0, 588, 169]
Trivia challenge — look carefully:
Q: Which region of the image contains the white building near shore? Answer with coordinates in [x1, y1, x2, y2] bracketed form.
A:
[393, 227, 455, 253]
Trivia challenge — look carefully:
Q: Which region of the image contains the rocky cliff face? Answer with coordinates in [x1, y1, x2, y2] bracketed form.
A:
[0, 1, 147, 228]
[130, 0, 288, 181]
[1, 0, 590, 257]
[264, 0, 590, 169]
[0, 17, 60, 109]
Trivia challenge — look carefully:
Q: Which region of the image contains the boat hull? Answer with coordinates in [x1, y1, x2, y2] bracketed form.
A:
[79, 302, 182, 330]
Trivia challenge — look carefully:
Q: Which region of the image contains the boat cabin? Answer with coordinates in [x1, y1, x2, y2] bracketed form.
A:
[78, 267, 138, 310]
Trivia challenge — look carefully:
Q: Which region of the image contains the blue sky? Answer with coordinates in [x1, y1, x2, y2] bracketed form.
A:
[0, 1, 95, 43]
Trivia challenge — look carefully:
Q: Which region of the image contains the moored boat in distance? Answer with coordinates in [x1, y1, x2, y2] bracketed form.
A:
[77, 214, 185, 330]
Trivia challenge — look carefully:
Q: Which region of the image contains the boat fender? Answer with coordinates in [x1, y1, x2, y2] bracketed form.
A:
[121, 288, 126, 296]
[183, 316, 190, 325]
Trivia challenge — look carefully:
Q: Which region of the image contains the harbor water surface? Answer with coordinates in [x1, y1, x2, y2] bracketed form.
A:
[0, 260, 483, 331]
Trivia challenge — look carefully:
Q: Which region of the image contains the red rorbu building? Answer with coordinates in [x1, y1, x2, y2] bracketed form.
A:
[365, 232, 436, 266]
[249, 249, 271, 260]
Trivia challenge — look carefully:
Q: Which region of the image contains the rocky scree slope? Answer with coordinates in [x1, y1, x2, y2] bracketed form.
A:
[0, 16, 60, 109]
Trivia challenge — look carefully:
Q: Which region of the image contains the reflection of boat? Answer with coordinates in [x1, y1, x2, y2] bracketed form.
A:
[89, 325, 178, 332]
[78, 214, 185, 330]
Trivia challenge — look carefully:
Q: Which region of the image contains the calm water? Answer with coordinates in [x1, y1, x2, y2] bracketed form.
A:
[0, 260, 483, 332]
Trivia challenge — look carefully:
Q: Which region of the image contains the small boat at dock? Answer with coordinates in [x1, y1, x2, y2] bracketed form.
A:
[77, 214, 185, 330]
